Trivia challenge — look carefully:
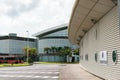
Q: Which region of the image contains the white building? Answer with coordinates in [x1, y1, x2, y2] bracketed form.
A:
[68, 0, 120, 80]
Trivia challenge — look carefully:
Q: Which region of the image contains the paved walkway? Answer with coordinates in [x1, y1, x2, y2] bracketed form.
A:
[59, 64, 103, 80]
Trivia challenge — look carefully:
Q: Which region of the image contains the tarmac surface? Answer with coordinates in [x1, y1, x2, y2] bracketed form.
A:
[0, 64, 103, 80]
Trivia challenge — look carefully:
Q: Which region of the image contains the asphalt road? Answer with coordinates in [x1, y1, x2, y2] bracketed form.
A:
[0, 64, 61, 80]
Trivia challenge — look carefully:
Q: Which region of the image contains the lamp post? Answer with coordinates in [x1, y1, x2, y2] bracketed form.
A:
[26, 31, 29, 63]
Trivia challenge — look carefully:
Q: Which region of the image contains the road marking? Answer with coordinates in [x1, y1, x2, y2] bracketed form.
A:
[42, 76, 50, 78]
[0, 64, 60, 79]
[52, 76, 59, 78]
[0, 71, 59, 74]
[34, 76, 41, 78]
[0, 75, 59, 79]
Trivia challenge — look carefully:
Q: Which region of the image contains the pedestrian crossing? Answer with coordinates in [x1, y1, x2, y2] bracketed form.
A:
[0, 71, 59, 74]
[0, 74, 59, 79]
[0, 64, 60, 80]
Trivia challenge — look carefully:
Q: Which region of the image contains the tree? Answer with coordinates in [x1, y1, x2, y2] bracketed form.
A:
[60, 46, 72, 57]
[57, 47, 62, 53]
[23, 47, 37, 63]
[74, 48, 79, 55]
[44, 47, 49, 54]
[51, 46, 56, 53]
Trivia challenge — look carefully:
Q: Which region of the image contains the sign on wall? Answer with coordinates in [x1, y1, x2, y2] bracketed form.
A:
[99, 51, 107, 64]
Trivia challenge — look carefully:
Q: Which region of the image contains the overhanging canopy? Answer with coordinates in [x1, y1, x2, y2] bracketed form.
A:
[68, 0, 116, 45]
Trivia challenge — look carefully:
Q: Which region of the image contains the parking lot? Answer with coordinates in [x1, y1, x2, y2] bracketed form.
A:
[0, 64, 61, 80]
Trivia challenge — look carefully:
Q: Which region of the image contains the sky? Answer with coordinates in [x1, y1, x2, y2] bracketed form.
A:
[0, 0, 75, 38]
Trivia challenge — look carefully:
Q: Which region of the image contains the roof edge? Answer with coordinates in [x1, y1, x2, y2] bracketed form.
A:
[33, 23, 68, 37]
[68, 0, 79, 44]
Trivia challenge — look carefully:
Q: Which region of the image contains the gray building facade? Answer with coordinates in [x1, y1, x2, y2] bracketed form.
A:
[34, 24, 73, 62]
[0, 33, 36, 56]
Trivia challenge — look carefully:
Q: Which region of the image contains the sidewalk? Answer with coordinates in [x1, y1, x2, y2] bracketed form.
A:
[59, 64, 103, 80]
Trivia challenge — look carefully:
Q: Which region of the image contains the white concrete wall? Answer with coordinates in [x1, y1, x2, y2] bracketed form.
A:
[79, 6, 120, 80]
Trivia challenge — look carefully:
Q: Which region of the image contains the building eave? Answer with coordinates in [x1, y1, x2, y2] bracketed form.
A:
[68, 0, 116, 45]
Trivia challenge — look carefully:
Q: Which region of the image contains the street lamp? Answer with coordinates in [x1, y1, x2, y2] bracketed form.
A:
[26, 31, 29, 63]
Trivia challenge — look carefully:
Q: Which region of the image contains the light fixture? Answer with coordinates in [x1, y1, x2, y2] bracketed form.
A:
[82, 29, 87, 33]
[91, 19, 97, 24]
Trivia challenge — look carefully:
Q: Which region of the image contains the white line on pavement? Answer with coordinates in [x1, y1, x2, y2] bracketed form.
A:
[0, 71, 59, 74]
[0, 75, 59, 79]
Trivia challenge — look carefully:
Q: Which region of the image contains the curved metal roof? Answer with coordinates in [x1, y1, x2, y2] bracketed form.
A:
[33, 23, 68, 37]
[68, 0, 116, 45]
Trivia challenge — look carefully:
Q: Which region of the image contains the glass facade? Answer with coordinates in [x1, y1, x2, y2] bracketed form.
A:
[9, 40, 36, 54]
[38, 39, 70, 53]
[37, 29, 71, 53]
[0, 39, 36, 55]
[0, 40, 9, 53]
[44, 29, 67, 37]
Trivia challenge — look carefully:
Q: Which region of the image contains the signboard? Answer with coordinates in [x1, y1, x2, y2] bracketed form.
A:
[99, 51, 107, 64]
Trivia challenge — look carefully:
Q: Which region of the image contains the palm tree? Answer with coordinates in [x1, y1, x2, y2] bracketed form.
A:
[51, 46, 56, 53]
[58, 47, 62, 53]
[64, 47, 72, 56]
[74, 48, 79, 55]
[59, 46, 72, 56]
[44, 47, 49, 54]
[54, 47, 57, 53]
[23, 47, 37, 63]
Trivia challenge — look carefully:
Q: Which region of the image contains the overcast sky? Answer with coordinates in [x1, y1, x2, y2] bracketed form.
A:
[0, 0, 75, 37]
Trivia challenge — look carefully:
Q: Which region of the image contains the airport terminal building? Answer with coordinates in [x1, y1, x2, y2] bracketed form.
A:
[68, 0, 120, 80]
[34, 24, 71, 53]
[0, 33, 36, 56]
[0, 24, 78, 62]
[34, 24, 72, 62]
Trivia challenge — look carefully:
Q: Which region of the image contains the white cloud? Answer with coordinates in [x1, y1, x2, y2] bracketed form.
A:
[5, 0, 39, 17]
[0, 3, 11, 15]
[0, 0, 75, 37]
